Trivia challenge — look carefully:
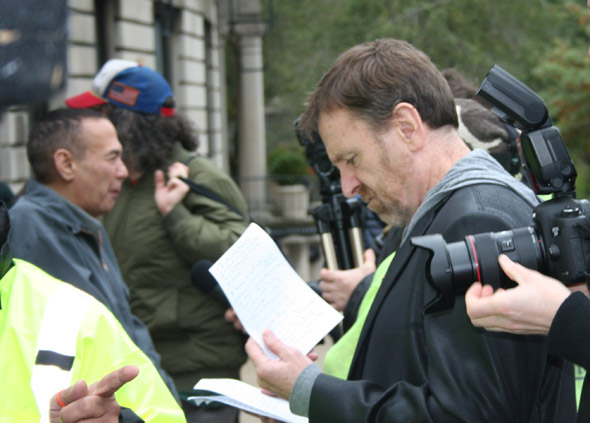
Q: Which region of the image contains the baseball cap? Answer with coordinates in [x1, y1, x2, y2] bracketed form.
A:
[65, 59, 175, 116]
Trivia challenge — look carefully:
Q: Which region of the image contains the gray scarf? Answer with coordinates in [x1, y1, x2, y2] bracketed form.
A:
[402, 149, 539, 243]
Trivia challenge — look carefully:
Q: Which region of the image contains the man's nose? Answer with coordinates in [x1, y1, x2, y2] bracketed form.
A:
[117, 160, 129, 179]
[340, 170, 360, 198]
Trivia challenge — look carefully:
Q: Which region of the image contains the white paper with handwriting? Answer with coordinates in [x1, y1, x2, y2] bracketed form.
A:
[190, 378, 307, 423]
[209, 222, 342, 358]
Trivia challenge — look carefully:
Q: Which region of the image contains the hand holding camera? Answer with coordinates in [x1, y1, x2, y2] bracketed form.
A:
[412, 65, 590, 313]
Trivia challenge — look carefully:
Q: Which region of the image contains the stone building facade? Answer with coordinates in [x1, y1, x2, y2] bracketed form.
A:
[1, 0, 323, 281]
[0, 0, 267, 212]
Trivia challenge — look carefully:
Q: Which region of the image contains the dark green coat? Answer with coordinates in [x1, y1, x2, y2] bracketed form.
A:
[103, 144, 249, 378]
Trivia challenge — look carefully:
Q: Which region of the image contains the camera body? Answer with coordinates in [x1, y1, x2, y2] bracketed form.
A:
[411, 65, 590, 313]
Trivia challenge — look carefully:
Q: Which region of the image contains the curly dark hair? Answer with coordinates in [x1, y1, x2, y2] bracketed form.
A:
[97, 104, 199, 174]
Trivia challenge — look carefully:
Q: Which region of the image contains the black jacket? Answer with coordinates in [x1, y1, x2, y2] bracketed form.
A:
[549, 291, 590, 422]
[0, 203, 13, 281]
[310, 185, 576, 422]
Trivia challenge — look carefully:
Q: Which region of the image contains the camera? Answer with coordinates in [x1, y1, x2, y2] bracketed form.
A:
[411, 65, 590, 313]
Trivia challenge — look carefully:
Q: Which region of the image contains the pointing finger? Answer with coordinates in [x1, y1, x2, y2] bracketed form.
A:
[89, 365, 139, 398]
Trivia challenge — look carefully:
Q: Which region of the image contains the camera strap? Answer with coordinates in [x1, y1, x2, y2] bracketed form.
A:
[178, 176, 247, 221]
[180, 156, 249, 221]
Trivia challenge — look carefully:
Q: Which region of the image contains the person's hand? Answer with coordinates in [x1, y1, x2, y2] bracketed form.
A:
[49, 365, 139, 423]
[319, 248, 377, 311]
[465, 254, 571, 335]
[225, 308, 246, 333]
[244, 410, 284, 423]
[243, 404, 285, 423]
[245, 330, 313, 400]
[154, 162, 190, 215]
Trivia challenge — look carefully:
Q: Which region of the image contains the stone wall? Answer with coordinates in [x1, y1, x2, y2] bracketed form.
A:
[0, 0, 229, 192]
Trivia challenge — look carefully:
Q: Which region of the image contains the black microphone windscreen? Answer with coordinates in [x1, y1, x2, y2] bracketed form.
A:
[190, 260, 216, 293]
[190, 260, 231, 308]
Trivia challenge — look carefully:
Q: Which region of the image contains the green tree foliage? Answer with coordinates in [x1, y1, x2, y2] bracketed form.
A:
[263, 0, 570, 115]
[532, 2, 590, 196]
[262, 0, 588, 195]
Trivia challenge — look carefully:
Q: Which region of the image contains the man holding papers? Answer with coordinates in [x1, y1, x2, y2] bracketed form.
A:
[246, 39, 575, 422]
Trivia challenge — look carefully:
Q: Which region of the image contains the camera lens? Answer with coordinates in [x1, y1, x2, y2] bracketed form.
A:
[458, 227, 544, 292]
[412, 226, 545, 312]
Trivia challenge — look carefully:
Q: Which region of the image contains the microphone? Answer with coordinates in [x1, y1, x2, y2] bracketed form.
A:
[190, 260, 231, 308]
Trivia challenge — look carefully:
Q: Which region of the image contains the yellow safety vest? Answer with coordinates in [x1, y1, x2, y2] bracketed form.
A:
[324, 252, 396, 379]
[0, 259, 186, 423]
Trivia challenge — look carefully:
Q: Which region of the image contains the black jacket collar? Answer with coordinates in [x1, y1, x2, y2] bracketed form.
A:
[0, 202, 14, 281]
[348, 205, 441, 379]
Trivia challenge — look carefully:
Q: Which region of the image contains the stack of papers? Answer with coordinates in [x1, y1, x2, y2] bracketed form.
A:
[190, 378, 307, 423]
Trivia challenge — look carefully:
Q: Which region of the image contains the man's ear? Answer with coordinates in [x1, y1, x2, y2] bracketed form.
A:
[53, 148, 76, 182]
[392, 102, 424, 151]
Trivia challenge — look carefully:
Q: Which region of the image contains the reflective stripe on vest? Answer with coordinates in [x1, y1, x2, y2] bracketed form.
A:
[30, 284, 92, 422]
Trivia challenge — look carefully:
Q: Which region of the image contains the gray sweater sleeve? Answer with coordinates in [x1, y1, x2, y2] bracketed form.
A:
[289, 363, 322, 417]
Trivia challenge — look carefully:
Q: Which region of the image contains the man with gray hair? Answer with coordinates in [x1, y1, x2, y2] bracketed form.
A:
[246, 39, 575, 422]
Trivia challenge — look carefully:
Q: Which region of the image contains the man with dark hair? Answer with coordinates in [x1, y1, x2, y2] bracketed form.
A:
[8, 108, 180, 403]
[0, 202, 185, 422]
[247, 39, 575, 422]
[66, 59, 249, 423]
[26, 109, 91, 184]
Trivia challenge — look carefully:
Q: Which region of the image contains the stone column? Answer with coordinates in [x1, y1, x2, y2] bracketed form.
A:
[234, 19, 267, 217]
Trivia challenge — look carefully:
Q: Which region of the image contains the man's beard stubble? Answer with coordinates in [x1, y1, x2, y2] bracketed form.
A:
[359, 185, 408, 229]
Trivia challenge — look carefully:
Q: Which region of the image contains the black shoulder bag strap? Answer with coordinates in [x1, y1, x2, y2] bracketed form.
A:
[180, 157, 248, 221]
[178, 176, 247, 220]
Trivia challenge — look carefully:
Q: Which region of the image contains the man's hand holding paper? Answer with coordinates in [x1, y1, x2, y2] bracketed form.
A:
[246, 330, 317, 400]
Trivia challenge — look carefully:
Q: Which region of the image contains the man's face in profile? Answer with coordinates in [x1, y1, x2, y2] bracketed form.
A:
[69, 117, 128, 217]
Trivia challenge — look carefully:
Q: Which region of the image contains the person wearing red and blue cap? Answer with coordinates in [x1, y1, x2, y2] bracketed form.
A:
[66, 59, 176, 117]
[67, 59, 250, 423]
